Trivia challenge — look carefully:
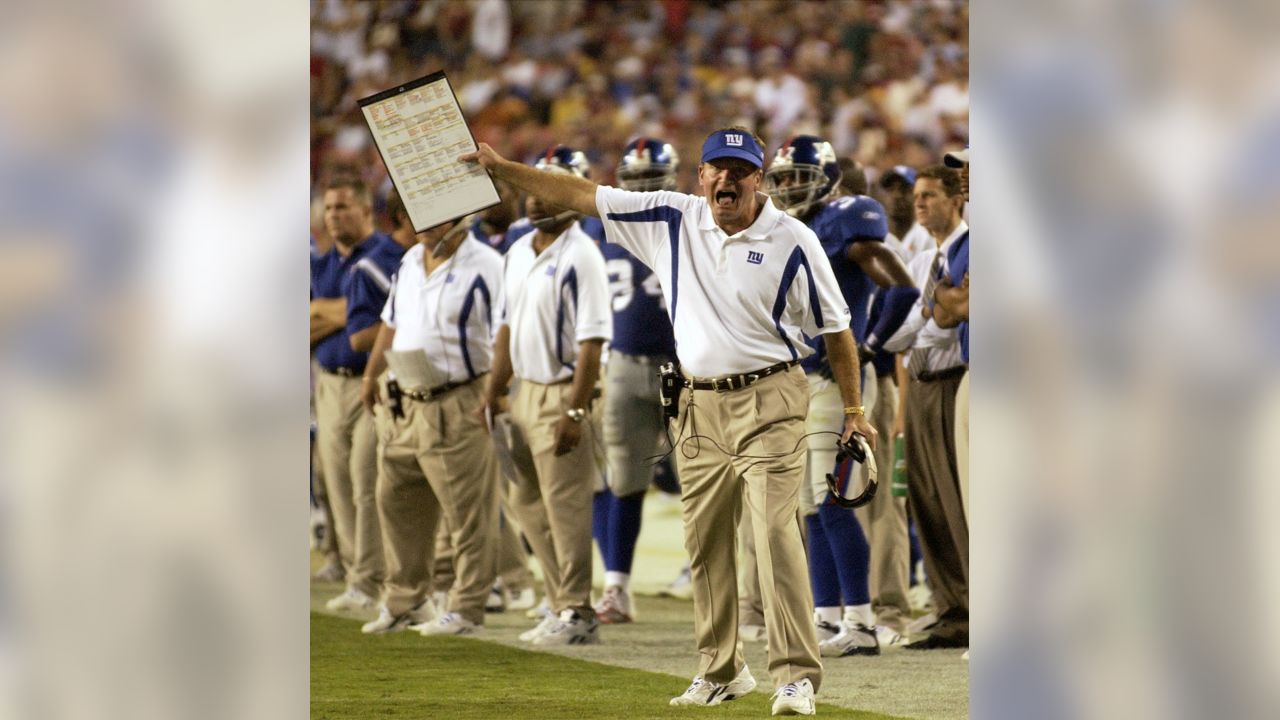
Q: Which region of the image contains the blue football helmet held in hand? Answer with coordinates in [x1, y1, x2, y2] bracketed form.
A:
[764, 134, 841, 217]
[617, 137, 680, 192]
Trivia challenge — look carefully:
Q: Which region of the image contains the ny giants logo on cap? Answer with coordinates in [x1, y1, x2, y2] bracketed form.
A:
[724, 133, 744, 147]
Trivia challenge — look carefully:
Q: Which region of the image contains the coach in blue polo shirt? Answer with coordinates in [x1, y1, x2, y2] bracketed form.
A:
[310, 176, 402, 613]
[463, 127, 875, 716]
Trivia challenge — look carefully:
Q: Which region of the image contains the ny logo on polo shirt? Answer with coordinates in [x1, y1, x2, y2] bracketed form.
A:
[747, 251, 764, 265]
[545, 265, 556, 276]
[725, 133, 744, 147]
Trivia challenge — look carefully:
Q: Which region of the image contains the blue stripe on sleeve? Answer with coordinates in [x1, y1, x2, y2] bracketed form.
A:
[604, 206, 682, 323]
[556, 267, 579, 371]
[458, 275, 492, 379]
[772, 246, 825, 359]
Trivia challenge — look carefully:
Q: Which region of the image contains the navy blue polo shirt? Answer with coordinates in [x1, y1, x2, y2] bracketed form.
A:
[310, 231, 399, 373]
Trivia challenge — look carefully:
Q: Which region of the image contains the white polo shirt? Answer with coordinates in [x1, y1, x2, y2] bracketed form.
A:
[380, 239, 504, 385]
[595, 186, 850, 377]
[882, 221, 967, 373]
[500, 223, 612, 384]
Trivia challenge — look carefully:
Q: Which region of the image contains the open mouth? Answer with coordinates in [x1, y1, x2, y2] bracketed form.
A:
[714, 190, 737, 208]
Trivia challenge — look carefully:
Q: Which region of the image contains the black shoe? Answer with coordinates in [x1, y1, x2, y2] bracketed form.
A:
[905, 634, 967, 650]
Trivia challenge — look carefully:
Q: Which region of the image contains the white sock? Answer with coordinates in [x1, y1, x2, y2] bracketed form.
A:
[843, 604, 875, 628]
[604, 571, 630, 592]
[815, 606, 842, 626]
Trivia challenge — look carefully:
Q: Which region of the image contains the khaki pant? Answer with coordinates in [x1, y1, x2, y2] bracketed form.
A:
[854, 373, 912, 634]
[674, 366, 821, 692]
[508, 380, 602, 614]
[905, 373, 968, 642]
[315, 371, 383, 597]
[490, 405, 540, 595]
[374, 380, 499, 624]
[736, 510, 766, 627]
[956, 369, 970, 521]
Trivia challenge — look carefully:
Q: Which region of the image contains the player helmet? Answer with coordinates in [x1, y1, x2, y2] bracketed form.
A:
[824, 434, 878, 508]
[764, 135, 841, 217]
[617, 137, 680, 191]
[534, 144, 591, 179]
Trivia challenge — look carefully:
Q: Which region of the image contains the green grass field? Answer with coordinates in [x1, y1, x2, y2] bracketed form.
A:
[312, 612, 905, 720]
[311, 493, 968, 719]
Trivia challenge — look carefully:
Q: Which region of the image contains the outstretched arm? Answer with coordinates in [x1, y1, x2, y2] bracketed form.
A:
[459, 143, 600, 218]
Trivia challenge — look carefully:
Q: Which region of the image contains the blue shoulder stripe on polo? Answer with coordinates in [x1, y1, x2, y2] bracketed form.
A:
[604, 206, 682, 322]
[458, 274, 492, 379]
[556, 267, 579, 371]
[772, 246, 825, 359]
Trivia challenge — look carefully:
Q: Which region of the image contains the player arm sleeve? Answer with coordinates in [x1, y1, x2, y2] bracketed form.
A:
[570, 243, 613, 342]
[346, 273, 387, 335]
[864, 285, 921, 350]
[378, 273, 398, 330]
[594, 185, 684, 269]
[792, 234, 851, 338]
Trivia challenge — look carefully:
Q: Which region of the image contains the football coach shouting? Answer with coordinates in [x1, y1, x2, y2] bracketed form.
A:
[463, 127, 875, 717]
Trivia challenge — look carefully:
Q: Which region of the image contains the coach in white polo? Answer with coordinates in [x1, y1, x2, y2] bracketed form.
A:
[479, 146, 612, 646]
[463, 127, 875, 716]
[359, 217, 504, 636]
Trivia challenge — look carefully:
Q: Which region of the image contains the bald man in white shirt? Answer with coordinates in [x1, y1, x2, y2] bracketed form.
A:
[463, 127, 875, 717]
[359, 218, 505, 636]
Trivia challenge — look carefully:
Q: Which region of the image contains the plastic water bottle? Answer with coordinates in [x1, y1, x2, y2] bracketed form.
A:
[891, 434, 907, 497]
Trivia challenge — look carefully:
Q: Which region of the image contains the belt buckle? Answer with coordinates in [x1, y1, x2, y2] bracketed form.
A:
[714, 377, 732, 392]
[746, 373, 760, 386]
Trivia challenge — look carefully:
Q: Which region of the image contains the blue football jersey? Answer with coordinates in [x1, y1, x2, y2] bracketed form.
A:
[580, 215, 674, 356]
[800, 195, 889, 371]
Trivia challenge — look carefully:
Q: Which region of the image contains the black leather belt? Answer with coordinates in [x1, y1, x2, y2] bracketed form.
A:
[321, 366, 361, 378]
[916, 366, 967, 383]
[404, 374, 484, 402]
[685, 360, 799, 392]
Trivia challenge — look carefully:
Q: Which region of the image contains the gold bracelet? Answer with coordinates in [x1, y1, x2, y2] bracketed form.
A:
[843, 405, 866, 416]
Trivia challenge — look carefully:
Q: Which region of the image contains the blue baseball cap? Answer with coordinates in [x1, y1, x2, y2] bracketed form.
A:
[880, 164, 917, 188]
[701, 129, 765, 168]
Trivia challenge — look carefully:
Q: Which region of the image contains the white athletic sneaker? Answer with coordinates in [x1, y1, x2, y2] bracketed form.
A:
[669, 664, 757, 706]
[518, 614, 559, 642]
[361, 600, 434, 635]
[419, 611, 481, 636]
[485, 583, 508, 613]
[532, 609, 600, 645]
[771, 678, 816, 716]
[739, 623, 767, 642]
[525, 596, 553, 620]
[815, 619, 842, 643]
[325, 587, 375, 612]
[507, 587, 537, 611]
[875, 624, 906, 647]
[593, 586, 634, 624]
[820, 622, 880, 657]
[661, 565, 693, 600]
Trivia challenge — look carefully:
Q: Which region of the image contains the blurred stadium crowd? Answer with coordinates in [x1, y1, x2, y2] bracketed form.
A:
[311, 0, 967, 211]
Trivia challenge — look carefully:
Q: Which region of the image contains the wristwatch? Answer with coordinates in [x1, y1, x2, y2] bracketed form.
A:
[565, 407, 587, 423]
